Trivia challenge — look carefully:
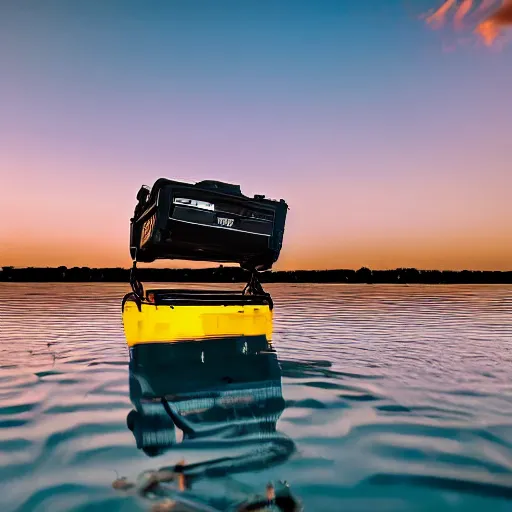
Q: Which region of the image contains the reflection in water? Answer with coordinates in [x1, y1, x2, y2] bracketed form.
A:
[120, 335, 300, 511]
[3, 284, 510, 510]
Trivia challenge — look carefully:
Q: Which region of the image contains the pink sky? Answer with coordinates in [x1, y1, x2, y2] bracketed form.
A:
[1, 1, 511, 270]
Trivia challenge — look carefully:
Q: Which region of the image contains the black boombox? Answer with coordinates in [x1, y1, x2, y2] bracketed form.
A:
[129, 178, 288, 271]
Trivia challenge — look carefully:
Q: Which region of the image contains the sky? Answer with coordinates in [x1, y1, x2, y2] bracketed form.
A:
[1, 0, 511, 271]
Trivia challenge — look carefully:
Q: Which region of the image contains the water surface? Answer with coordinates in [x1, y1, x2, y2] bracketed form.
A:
[0, 283, 511, 511]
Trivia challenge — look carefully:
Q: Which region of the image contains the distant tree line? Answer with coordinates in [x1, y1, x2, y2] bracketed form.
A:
[1, 266, 511, 284]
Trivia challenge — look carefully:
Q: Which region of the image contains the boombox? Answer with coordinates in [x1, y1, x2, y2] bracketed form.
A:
[129, 178, 288, 271]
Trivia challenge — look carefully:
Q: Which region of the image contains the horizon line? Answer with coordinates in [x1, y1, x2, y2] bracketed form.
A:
[2, 266, 511, 273]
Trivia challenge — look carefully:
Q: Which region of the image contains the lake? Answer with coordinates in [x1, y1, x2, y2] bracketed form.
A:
[0, 283, 511, 511]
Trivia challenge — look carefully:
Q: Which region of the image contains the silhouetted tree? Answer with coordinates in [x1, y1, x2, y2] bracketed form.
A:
[0, 266, 511, 284]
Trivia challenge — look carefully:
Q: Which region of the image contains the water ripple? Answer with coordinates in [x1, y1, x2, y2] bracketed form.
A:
[0, 283, 511, 511]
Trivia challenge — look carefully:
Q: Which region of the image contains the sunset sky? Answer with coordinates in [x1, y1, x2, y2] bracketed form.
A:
[1, 0, 511, 271]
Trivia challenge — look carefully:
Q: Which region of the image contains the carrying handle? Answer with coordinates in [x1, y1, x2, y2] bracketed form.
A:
[128, 259, 144, 312]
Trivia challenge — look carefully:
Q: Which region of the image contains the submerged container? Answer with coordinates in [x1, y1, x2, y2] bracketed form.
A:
[126, 334, 287, 457]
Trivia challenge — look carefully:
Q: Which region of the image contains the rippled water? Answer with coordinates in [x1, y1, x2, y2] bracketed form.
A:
[1, 283, 511, 511]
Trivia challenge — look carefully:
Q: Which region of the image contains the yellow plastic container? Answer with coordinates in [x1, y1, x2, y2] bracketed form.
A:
[122, 294, 273, 347]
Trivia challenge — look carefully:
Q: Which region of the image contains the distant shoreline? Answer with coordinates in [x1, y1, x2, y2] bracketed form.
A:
[1, 266, 511, 284]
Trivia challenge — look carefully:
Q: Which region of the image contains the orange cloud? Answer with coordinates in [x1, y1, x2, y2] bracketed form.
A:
[454, 0, 474, 29]
[426, 0, 458, 28]
[476, 0, 512, 45]
[423, 0, 512, 46]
